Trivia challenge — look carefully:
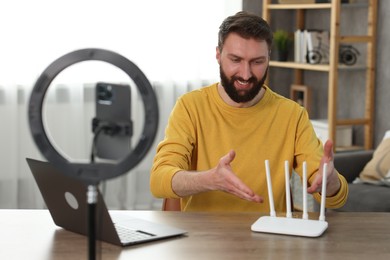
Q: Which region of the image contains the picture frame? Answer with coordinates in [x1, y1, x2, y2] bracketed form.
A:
[290, 84, 311, 114]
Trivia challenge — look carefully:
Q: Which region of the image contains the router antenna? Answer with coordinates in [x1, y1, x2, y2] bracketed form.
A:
[252, 161, 329, 237]
[302, 161, 308, 220]
[284, 161, 292, 218]
[319, 163, 327, 221]
[265, 160, 276, 217]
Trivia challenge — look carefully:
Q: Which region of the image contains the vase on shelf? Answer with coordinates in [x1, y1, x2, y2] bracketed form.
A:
[276, 49, 289, 61]
[273, 29, 291, 62]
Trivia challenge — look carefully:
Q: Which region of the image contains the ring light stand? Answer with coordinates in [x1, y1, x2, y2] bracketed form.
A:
[29, 48, 159, 184]
[28, 48, 159, 260]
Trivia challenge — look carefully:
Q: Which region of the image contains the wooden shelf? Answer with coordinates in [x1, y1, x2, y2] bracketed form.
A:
[270, 61, 367, 71]
[340, 35, 374, 43]
[337, 118, 370, 126]
[269, 61, 329, 71]
[335, 145, 365, 152]
[267, 4, 331, 10]
[268, 2, 368, 10]
[263, 0, 377, 150]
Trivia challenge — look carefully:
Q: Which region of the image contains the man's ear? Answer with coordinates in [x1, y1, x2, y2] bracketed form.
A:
[216, 46, 221, 64]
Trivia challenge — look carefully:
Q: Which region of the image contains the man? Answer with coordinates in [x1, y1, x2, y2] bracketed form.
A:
[150, 11, 348, 212]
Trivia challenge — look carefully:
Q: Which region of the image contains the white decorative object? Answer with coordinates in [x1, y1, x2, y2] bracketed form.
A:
[383, 130, 390, 140]
[311, 119, 352, 147]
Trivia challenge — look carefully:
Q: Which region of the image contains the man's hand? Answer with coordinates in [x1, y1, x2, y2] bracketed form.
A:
[210, 150, 263, 203]
[172, 150, 263, 203]
[307, 140, 341, 197]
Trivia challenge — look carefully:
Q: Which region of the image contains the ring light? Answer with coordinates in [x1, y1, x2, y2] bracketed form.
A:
[28, 48, 159, 185]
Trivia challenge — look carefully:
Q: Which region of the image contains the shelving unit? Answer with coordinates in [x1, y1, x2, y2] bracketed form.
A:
[263, 0, 377, 150]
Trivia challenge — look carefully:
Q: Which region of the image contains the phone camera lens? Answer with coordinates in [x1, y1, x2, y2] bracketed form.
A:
[98, 85, 113, 101]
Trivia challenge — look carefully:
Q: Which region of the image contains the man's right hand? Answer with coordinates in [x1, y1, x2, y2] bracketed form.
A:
[172, 150, 263, 203]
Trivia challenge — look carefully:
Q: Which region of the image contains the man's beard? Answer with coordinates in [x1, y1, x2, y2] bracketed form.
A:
[219, 66, 268, 103]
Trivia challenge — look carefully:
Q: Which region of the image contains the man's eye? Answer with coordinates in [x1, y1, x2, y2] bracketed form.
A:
[254, 60, 265, 65]
[231, 58, 240, 63]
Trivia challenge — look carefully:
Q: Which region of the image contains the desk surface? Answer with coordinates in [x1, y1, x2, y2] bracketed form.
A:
[1, 210, 389, 260]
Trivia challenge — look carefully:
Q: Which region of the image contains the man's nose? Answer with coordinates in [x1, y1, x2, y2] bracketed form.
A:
[238, 62, 252, 80]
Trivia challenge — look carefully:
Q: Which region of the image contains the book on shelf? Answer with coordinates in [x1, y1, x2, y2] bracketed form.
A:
[294, 29, 308, 63]
[294, 29, 330, 64]
[294, 30, 300, 63]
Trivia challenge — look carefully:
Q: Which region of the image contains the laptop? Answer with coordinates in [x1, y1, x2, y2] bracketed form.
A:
[26, 158, 187, 246]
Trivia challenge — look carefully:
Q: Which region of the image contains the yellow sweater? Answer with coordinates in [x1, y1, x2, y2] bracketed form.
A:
[150, 83, 348, 212]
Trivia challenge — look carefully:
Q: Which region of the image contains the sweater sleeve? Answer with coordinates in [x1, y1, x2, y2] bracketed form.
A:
[312, 171, 349, 208]
[150, 97, 196, 199]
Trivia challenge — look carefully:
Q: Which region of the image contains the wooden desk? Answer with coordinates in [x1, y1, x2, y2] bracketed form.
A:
[1, 210, 389, 259]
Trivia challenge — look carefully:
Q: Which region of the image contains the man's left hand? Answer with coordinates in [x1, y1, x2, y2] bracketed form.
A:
[307, 139, 341, 197]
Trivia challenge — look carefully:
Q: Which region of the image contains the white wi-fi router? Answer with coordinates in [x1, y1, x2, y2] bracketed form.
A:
[251, 160, 328, 237]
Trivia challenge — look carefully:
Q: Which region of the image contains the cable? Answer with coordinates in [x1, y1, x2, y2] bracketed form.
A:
[89, 122, 117, 197]
[91, 125, 105, 163]
[90, 121, 123, 163]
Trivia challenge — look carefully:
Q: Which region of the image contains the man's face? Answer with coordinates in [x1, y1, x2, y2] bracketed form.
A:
[216, 33, 269, 103]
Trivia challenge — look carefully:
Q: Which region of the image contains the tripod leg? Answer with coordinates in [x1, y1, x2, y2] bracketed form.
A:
[87, 185, 98, 260]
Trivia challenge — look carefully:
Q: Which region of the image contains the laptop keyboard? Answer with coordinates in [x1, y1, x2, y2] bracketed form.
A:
[115, 224, 156, 243]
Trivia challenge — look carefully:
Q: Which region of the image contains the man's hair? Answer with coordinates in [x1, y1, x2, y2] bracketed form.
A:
[218, 11, 273, 53]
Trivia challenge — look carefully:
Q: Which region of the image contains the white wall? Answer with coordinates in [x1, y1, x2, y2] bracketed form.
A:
[0, 0, 243, 209]
[0, 0, 242, 85]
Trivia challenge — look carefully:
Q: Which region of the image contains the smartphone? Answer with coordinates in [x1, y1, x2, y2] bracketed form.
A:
[92, 82, 132, 161]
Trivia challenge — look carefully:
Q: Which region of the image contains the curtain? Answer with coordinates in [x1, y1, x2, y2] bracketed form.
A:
[0, 79, 211, 209]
